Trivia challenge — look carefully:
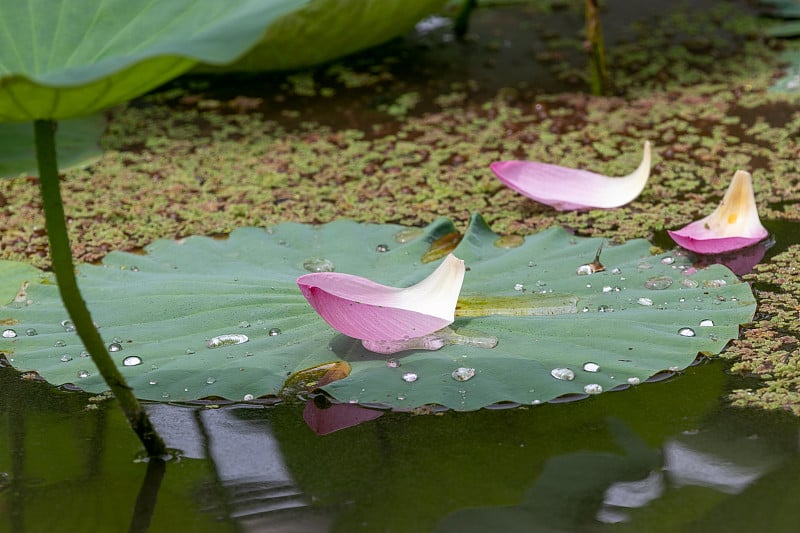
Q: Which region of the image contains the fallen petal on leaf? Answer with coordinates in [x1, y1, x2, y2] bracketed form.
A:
[297, 254, 465, 341]
[490, 141, 651, 211]
[668, 170, 768, 254]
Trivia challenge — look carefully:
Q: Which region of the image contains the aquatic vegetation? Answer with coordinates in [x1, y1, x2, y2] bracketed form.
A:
[489, 142, 651, 211]
[668, 170, 768, 254]
[297, 254, 465, 342]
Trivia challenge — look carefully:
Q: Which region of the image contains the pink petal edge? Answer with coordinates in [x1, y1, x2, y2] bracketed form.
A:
[667, 228, 766, 255]
[490, 141, 651, 211]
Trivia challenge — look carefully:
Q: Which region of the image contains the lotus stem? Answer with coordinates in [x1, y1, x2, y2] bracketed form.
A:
[454, 0, 477, 40]
[33, 119, 166, 457]
[585, 0, 609, 95]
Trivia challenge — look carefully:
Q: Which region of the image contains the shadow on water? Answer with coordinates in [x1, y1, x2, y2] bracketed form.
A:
[3, 358, 800, 532]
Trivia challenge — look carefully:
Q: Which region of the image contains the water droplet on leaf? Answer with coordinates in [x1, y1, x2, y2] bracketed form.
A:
[637, 297, 653, 306]
[386, 359, 400, 368]
[77, 370, 89, 378]
[59, 354, 72, 363]
[678, 327, 696, 337]
[627, 377, 641, 385]
[123, 356, 142, 367]
[60, 319, 75, 332]
[699, 319, 714, 327]
[402, 372, 418, 383]
[25, 328, 37, 336]
[661, 256, 675, 265]
[206, 377, 217, 384]
[108, 342, 123, 352]
[583, 362, 600, 372]
[54, 340, 66, 347]
[451, 367, 476, 382]
[584, 384, 603, 395]
[243, 394, 255, 401]
[394, 227, 424, 243]
[1, 329, 17, 339]
[681, 278, 699, 289]
[645, 276, 673, 290]
[303, 257, 335, 272]
[704, 279, 727, 288]
[207, 333, 249, 348]
[268, 328, 282, 336]
[375, 244, 389, 253]
[550, 367, 575, 381]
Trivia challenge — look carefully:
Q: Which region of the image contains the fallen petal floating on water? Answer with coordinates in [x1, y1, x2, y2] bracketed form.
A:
[297, 254, 465, 341]
[490, 141, 651, 211]
[668, 170, 768, 254]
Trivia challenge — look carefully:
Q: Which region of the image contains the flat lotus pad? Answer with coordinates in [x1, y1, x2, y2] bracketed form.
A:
[0, 215, 756, 410]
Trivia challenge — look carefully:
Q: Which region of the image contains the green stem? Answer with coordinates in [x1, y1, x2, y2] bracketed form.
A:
[585, 0, 609, 95]
[454, 0, 477, 40]
[33, 119, 166, 457]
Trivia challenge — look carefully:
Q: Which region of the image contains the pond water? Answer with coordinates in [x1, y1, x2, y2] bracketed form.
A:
[3, 1, 800, 531]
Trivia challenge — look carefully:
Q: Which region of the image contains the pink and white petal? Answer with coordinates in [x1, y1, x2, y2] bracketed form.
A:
[668, 170, 768, 255]
[303, 400, 384, 435]
[297, 254, 465, 341]
[490, 142, 651, 211]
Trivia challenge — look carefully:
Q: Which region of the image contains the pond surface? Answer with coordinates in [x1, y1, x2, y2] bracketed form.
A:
[3, 1, 800, 531]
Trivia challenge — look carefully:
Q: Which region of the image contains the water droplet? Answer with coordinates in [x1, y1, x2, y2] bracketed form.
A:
[302, 257, 335, 272]
[602, 286, 613, 293]
[627, 377, 641, 386]
[514, 283, 525, 291]
[123, 356, 142, 367]
[597, 305, 611, 313]
[645, 276, 673, 290]
[59, 319, 75, 332]
[611, 267, 622, 274]
[205, 377, 217, 385]
[584, 383, 603, 395]
[25, 328, 37, 336]
[583, 362, 600, 373]
[148, 380, 158, 386]
[637, 262, 653, 271]
[576, 264, 594, 276]
[527, 260, 536, 268]
[699, 319, 714, 327]
[402, 372, 418, 383]
[704, 279, 727, 288]
[582, 306, 590, 313]
[161, 392, 170, 399]
[207, 333, 249, 348]
[80, 350, 89, 358]
[661, 256, 675, 265]
[243, 393, 255, 401]
[681, 278, 699, 289]
[238, 321, 251, 328]
[108, 342, 123, 352]
[550, 367, 575, 381]
[1, 329, 17, 339]
[394, 227, 424, 243]
[678, 327, 696, 337]
[59, 354, 73, 362]
[397, 393, 407, 400]
[130, 266, 139, 272]
[54, 340, 66, 347]
[452, 367, 476, 382]
[185, 349, 196, 355]
[637, 297, 653, 306]
[375, 244, 390, 253]
[386, 359, 400, 368]
[77, 370, 89, 378]
[268, 328, 282, 337]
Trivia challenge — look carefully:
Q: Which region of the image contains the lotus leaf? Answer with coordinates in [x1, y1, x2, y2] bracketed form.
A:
[0, 215, 756, 410]
[0, 0, 309, 122]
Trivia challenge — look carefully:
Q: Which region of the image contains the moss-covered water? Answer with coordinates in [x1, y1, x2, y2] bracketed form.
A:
[3, 1, 800, 530]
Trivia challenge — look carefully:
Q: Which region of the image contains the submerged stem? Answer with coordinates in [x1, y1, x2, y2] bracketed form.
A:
[33, 119, 166, 457]
[585, 0, 609, 95]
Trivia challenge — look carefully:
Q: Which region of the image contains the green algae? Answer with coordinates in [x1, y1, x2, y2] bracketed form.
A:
[1, 1, 800, 414]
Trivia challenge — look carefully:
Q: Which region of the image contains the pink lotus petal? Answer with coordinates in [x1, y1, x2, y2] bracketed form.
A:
[297, 254, 465, 342]
[668, 170, 768, 254]
[490, 142, 651, 211]
[303, 400, 384, 435]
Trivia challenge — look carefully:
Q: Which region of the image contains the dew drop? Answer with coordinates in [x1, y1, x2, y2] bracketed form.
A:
[302, 257, 335, 273]
[637, 297, 653, 306]
[130, 266, 139, 272]
[583, 362, 600, 373]
[678, 327, 696, 337]
[161, 392, 170, 399]
[704, 279, 727, 288]
[699, 319, 714, 327]
[206, 377, 217, 385]
[397, 393, 407, 401]
[681, 278, 698, 288]
[25, 328, 38, 336]
[148, 380, 158, 386]
[627, 377, 641, 386]
[584, 383, 603, 395]
[268, 328, 282, 337]
[514, 283, 525, 291]
[60, 319, 75, 332]
[80, 350, 89, 358]
[576, 264, 594, 276]
[402, 372, 418, 383]
[550, 367, 575, 381]
[582, 306, 590, 313]
[611, 267, 622, 274]
[243, 394, 255, 401]
[238, 321, 251, 328]
[108, 342, 123, 352]
[394, 227, 424, 243]
[207, 333, 249, 348]
[637, 262, 653, 271]
[54, 340, 66, 347]
[77, 370, 89, 379]
[645, 275, 673, 290]
[123, 355, 143, 367]
[452, 367, 476, 382]
[602, 286, 613, 293]
[59, 354, 73, 363]
[661, 256, 675, 265]
[186, 349, 196, 355]
[597, 305, 611, 313]
[1, 329, 17, 339]
[375, 244, 390, 253]
[386, 359, 400, 368]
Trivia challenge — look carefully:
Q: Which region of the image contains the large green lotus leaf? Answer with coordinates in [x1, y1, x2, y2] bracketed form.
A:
[0, 114, 105, 177]
[0, 0, 309, 122]
[202, 0, 447, 72]
[0, 215, 756, 409]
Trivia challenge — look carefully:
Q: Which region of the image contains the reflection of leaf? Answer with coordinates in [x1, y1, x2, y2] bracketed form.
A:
[0, 0, 309, 121]
[435, 419, 661, 533]
[202, 0, 447, 72]
[0, 115, 106, 178]
[0, 215, 756, 408]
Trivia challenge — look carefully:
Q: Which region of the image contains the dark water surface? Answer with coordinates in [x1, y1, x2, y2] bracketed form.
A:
[4, 2, 800, 532]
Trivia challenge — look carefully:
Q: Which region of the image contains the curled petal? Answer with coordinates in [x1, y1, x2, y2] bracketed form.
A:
[490, 141, 651, 211]
[297, 254, 465, 341]
[668, 170, 768, 254]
